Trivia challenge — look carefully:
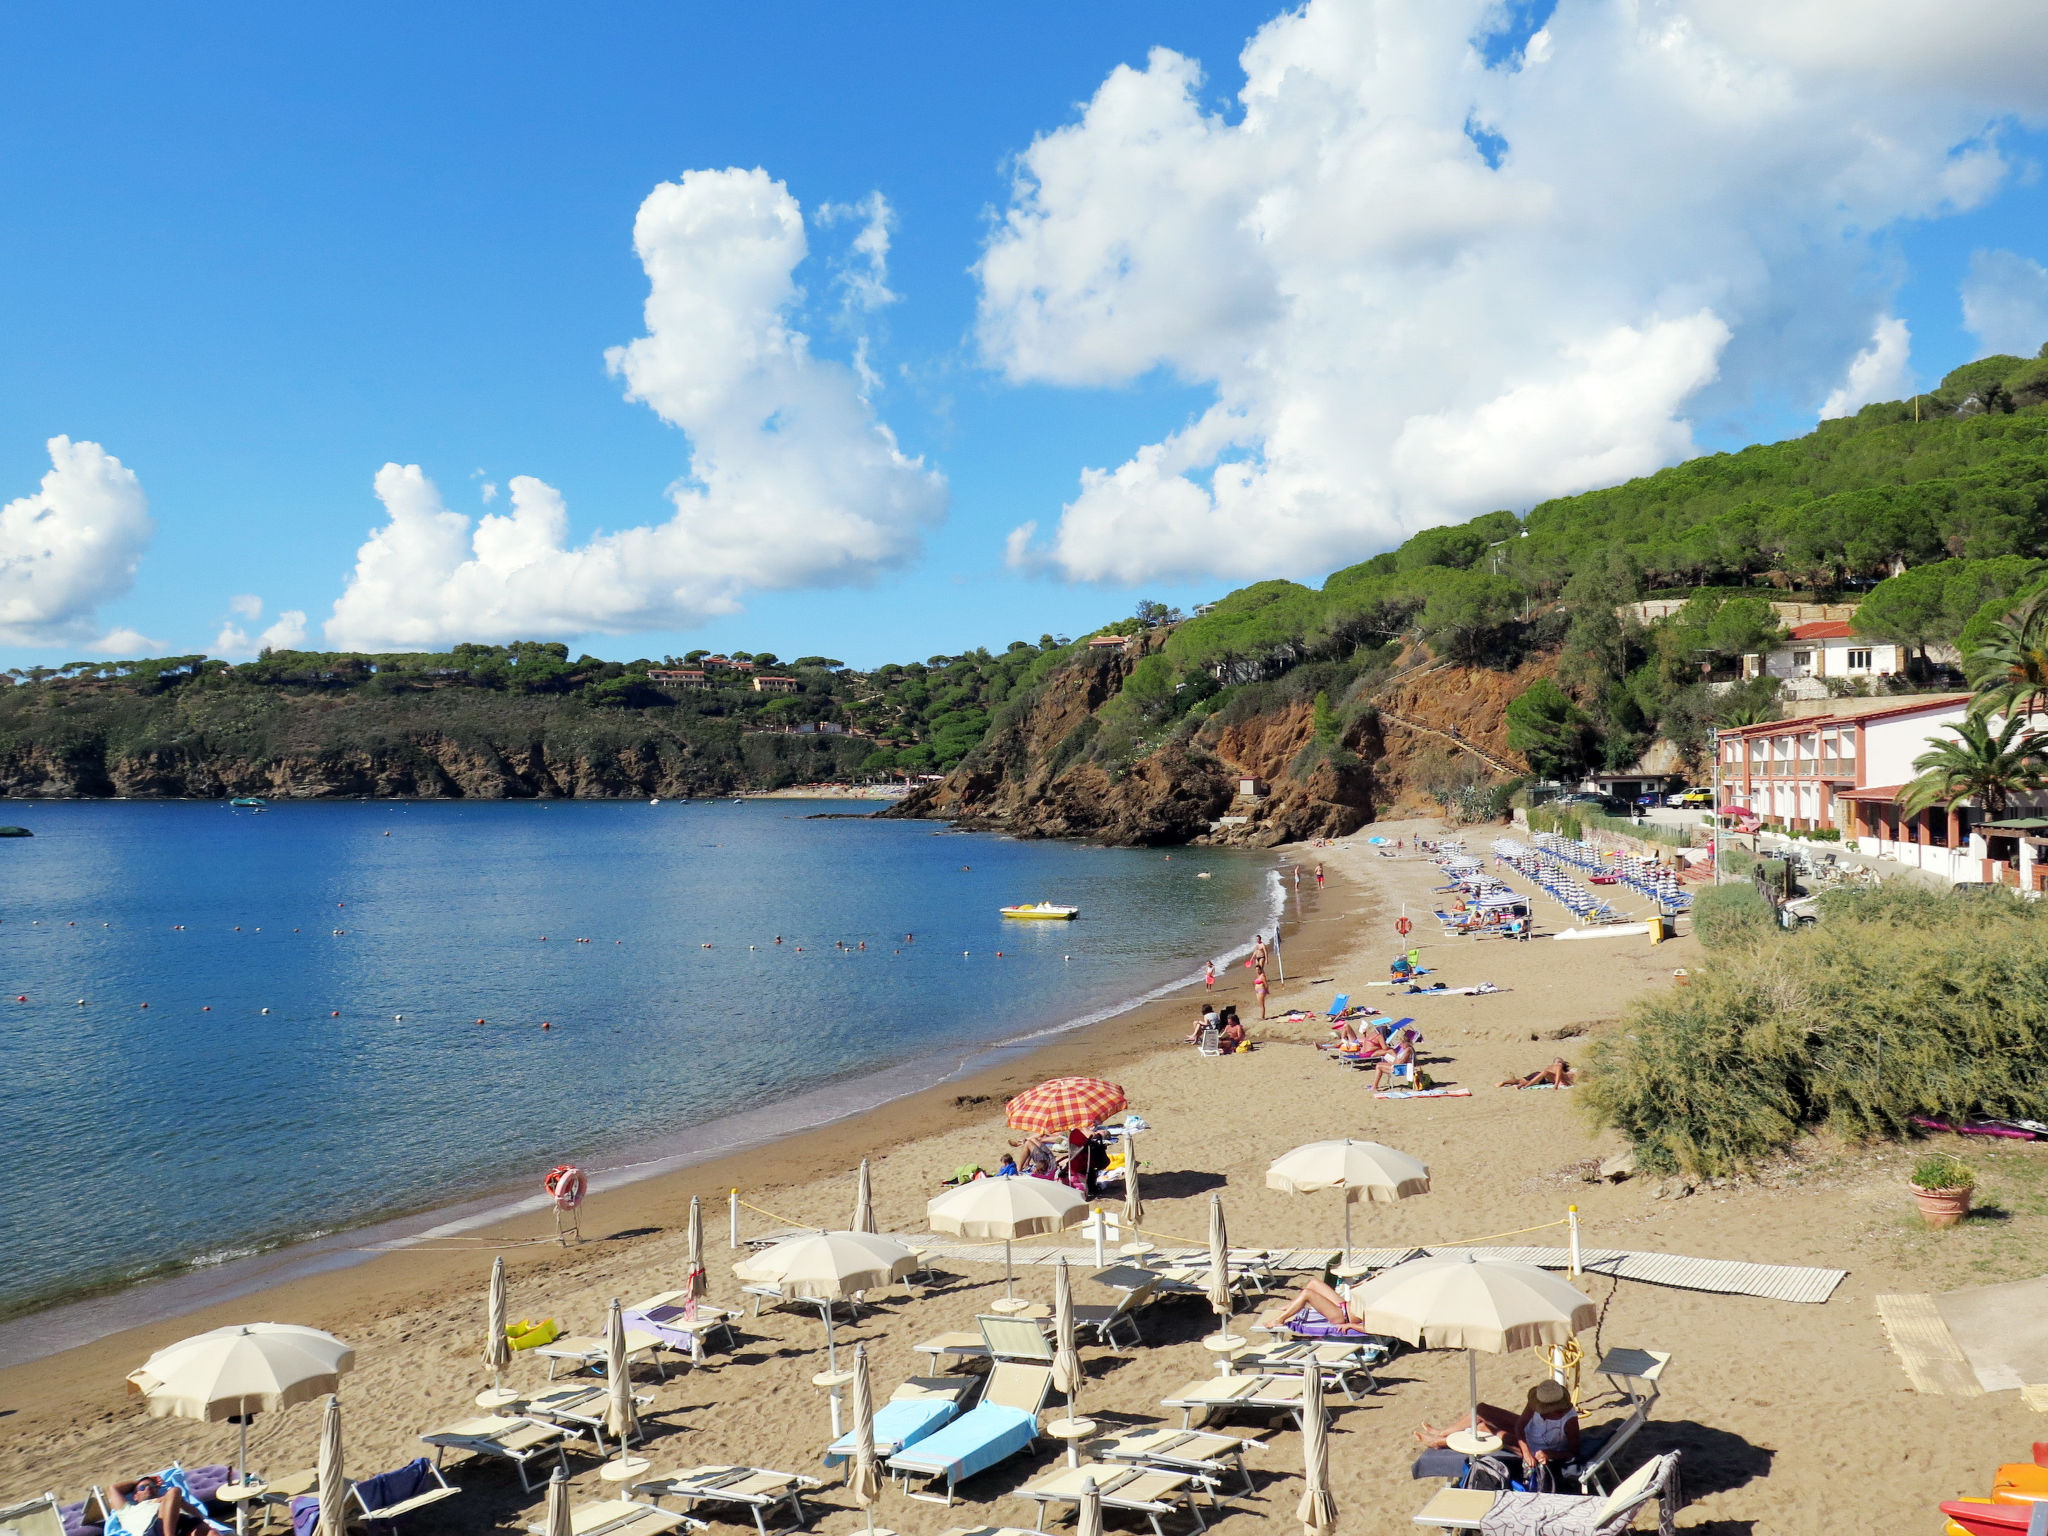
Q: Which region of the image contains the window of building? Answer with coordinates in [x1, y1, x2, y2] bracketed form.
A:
[1792, 650, 1813, 669]
[1846, 648, 1872, 670]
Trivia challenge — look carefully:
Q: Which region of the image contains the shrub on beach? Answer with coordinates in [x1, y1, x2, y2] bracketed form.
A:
[1688, 884, 1775, 948]
[1584, 886, 2048, 1175]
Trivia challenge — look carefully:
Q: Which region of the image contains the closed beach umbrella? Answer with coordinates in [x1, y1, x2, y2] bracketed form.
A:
[1077, 1475, 1103, 1536]
[544, 1465, 572, 1536]
[484, 1258, 512, 1394]
[127, 1323, 354, 1505]
[314, 1395, 345, 1536]
[685, 1195, 707, 1302]
[852, 1159, 877, 1235]
[849, 1343, 881, 1532]
[1296, 1358, 1335, 1536]
[1347, 1254, 1594, 1442]
[1052, 1257, 1082, 1412]
[1266, 1139, 1430, 1266]
[1005, 1077, 1126, 1137]
[1120, 1128, 1143, 1231]
[927, 1178, 1087, 1304]
[603, 1297, 637, 1450]
[733, 1230, 918, 1370]
[1206, 1195, 1238, 1342]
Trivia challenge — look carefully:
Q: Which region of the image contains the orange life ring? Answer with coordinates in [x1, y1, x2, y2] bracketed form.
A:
[545, 1165, 586, 1210]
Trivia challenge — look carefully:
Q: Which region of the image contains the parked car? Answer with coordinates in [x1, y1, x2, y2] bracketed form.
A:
[1676, 787, 1715, 808]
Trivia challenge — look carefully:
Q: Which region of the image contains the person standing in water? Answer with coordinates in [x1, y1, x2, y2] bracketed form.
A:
[1314, 862, 1325, 889]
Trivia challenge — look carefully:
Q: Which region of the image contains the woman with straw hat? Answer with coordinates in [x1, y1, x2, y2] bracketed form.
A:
[1416, 1378, 1580, 1476]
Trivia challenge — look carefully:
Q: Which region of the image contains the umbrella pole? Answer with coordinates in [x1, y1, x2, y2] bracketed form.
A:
[1004, 1238, 1015, 1302]
[1341, 1202, 1352, 1269]
[825, 1305, 838, 1374]
[1467, 1351, 1479, 1446]
[236, 1417, 250, 1536]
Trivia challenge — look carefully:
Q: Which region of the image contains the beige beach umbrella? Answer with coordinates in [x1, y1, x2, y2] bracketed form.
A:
[1296, 1355, 1336, 1536]
[852, 1159, 877, 1235]
[1347, 1254, 1594, 1445]
[127, 1323, 354, 1502]
[544, 1465, 573, 1536]
[484, 1258, 512, 1394]
[849, 1343, 881, 1532]
[926, 1178, 1087, 1306]
[1265, 1139, 1430, 1266]
[1206, 1195, 1239, 1344]
[314, 1395, 346, 1536]
[733, 1230, 917, 1370]
[1051, 1257, 1082, 1412]
[685, 1195, 707, 1302]
[1077, 1474, 1103, 1536]
[603, 1297, 638, 1451]
[1120, 1129, 1143, 1231]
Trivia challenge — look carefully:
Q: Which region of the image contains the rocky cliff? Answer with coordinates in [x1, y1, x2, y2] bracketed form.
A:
[888, 635, 1540, 847]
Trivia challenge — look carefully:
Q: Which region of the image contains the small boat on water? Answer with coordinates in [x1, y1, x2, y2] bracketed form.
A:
[230, 797, 268, 810]
[1001, 901, 1080, 920]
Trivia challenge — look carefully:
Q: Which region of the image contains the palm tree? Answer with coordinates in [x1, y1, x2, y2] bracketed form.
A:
[1965, 591, 2048, 720]
[1901, 714, 2048, 822]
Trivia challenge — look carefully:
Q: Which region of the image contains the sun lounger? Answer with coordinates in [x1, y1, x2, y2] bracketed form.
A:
[421, 1415, 571, 1493]
[1570, 1348, 1669, 1495]
[1093, 1429, 1257, 1496]
[741, 1285, 861, 1324]
[887, 1360, 1057, 1504]
[1324, 993, 1350, 1021]
[1224, 1338, 1382, 1399]
[1411, 1450, 1678, 1532]
[631, 1467, 820, 1536]
[76, 1467, 234, 1536]
[280, 1456, 461, 1535]
[1015, 1463, 1210, 1536]
[912, 1313, 1054, 1370]
[525, 1498, 704, 1536]
[522, 1383, 653, 1458]
[0, 1495, 64, 1536]
[1073, 1277, 1159, 1349]
[824, 1377, 978, 1466]
[538, 1329, 670, 1382]
[624, 1292, 743, 1364]
[1160, 1374, 1316, 1430]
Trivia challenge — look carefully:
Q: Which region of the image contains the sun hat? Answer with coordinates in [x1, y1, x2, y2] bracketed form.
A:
[1532, 1379, 1569, 1407]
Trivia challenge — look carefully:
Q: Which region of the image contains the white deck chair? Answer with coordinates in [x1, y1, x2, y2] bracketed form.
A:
[631, 1466, 821, 1536]
[421, 1415, 572, 1493]
[0, 1495, 64, 1536]
[1017, 1463, 1211, 1535]
[1160, 1373, 1314, 1430]
[1094, 1428, 1257, 1497]
[1073, 1278, 1159, 1349]
[524, 1497, 706, 1536]
[1411, 1449, 1678, 1532]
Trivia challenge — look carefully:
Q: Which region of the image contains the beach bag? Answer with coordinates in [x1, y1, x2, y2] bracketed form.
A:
[1464, 1454, 1517, 1492]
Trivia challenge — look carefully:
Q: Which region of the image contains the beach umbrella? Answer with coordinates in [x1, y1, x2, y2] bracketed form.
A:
[1052, 1257, 1082, 1414]
[1265, 1139, 1430, 1266]
[544, 1465, 572, 1536]
[1120, 1127, 1143, 1231]
[127, 1323, 354, 1503]
[849, 1343, 881, 1533]
[314, 1395, 346, 1536]
[852, 1159, 877, 1235]
[1205, 1195, 1239, 1344]
[1296, 1356, 1335, 1536]
[1077, 1474, 1102, 1536]
[685, 1195, 707, 1303]
[484, 1258, 512, 1395]
[1346, 1254, 1594, 1445]
[603, 1297, 637, 1451]
[1005, 1077, 1126, 1137]
[733, 1230, 918, 1370]
[926, 1178, 1087, 1305]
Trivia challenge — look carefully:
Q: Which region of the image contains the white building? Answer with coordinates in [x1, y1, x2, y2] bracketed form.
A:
[1717, 694, 2048, 890]
[1741, 621, 1901, 684]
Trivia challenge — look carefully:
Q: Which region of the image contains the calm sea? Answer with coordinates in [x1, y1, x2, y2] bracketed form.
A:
[0, 799, 1278, 1320]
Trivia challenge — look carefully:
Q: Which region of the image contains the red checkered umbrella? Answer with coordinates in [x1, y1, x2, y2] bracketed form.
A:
[1006, 1077, 1126, 1136]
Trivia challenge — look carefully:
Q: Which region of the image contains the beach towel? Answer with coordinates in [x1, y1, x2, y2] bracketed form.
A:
[887, 1403, 1038, 1485]
[346, 1460, 438, 1535]
[1374, 1087, 1472, 1100]
[824, 1397, 956, 1466]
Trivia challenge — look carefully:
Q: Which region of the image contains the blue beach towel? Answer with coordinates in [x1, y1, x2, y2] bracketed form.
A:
[887, 1404, 1037, 1489]
[824, 1397, 957, 1466]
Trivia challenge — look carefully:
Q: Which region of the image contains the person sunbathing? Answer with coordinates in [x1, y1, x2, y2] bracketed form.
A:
[1500, 1058, 1576, 1089]
[1372, 1030, 1417, 1090]
[1333, 1022, 1388, 1059]
[1217, 1015, 1248, 1053]
[1269, 1277, 1368, 1329]
[1416, 1379, 1580, 1471]
[104, 1476, 206, 1536]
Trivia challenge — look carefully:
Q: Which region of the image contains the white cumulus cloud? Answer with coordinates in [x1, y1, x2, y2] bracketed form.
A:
[214, 598, 309, 658]
[326, 168, 944, 650]
[1820, 316, 1914, 419]
[0, 436, 153, 646]
[1962, 249, 2048, 359]
[983, 0, 2047, 583]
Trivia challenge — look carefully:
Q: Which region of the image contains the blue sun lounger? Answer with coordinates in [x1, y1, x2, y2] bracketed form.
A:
[885, 1360, 1054, 1504]
[824, 1377, 977, 1467]
[1324, 994, 1351, 1020]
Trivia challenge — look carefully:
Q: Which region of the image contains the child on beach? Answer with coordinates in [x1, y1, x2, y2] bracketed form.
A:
[995, 1152, 1019, 1176]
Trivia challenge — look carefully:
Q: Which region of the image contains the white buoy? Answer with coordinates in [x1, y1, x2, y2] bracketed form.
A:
[260, 1008, 270, 1015]
[395, 1013, 404, 1020]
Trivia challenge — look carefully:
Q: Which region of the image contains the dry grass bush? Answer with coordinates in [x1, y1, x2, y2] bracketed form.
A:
[1689, 884, 1775, 948]
[1585, 886, 2048, 1174]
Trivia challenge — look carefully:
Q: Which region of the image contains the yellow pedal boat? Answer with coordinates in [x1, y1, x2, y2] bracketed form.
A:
[1001, 901, 1079, 920]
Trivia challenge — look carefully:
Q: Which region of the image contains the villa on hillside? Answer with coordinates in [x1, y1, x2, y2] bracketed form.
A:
[647, 668, 709, 690]
[1740, 621, 1903, 687]
[752, 674, 800, 694]
[1717, 694, 2048, 890]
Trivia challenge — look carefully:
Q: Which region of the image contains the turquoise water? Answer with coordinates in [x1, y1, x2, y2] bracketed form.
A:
[0, 800, 1276, 1318]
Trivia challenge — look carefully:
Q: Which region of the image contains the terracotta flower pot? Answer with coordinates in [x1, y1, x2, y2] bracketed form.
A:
[1911, 1183, 1974, 1228]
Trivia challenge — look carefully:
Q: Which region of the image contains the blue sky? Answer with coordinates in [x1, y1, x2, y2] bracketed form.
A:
[3, 1, 2046, 669]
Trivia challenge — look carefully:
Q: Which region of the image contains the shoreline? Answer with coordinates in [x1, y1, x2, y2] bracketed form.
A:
[0, 848, 1336, 1392]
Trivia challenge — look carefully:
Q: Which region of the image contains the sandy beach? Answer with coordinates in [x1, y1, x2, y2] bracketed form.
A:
[4, 819, 2037, 1533]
